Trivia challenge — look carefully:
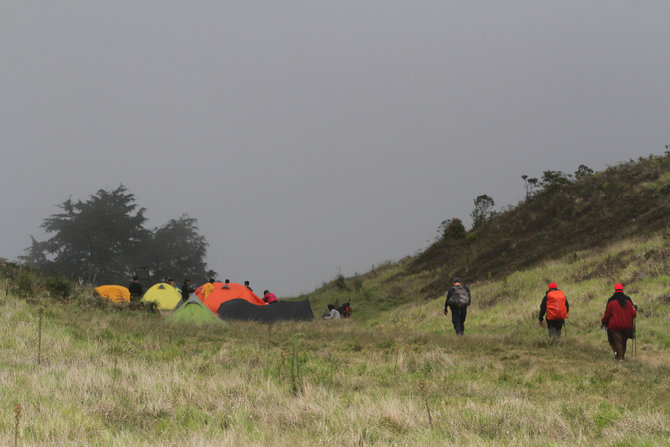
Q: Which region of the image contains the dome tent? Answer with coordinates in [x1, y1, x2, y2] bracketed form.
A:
[141, 283, 181, 310]
[95, 285, 130, 303]
[169, 294, 224, 325]
[200, 282, 266, 313]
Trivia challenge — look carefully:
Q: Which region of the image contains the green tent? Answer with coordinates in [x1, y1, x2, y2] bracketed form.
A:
[168, 294, 225, 325]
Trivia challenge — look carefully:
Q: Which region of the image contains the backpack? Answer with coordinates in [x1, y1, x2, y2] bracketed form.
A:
[546, 290, 568, 320]
[447, 285, 471, 308]
[337, 302, 351, 318]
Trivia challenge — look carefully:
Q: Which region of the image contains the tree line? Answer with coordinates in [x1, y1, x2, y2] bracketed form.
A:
[22, 185, 216, 286]
[439, 165, 595, 240]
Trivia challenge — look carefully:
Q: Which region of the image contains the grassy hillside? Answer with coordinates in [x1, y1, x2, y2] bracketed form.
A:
[2, 237, 670, 445]
[2, 155, 670, 445]
[305, 153, 670, 314]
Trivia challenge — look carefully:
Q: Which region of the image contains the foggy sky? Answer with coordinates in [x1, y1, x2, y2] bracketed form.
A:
[2, 2, 669, 296]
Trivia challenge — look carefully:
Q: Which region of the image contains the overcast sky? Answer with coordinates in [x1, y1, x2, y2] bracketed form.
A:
[2, 2, 669, 296]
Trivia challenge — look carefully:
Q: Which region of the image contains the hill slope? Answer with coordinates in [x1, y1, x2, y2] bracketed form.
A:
[304, 153, 670, 317]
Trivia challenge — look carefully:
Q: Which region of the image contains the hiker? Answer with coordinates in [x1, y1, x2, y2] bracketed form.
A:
[443, 277, 471, 335]
[181, 279, 193, 301]
[538, 282, 569, 337]
[244, 280, 253, 292]
[601, 283, 637, 361]
[128, 276, 143, 302]
[262, 290, 278, 304]
[202, 278, 216, 299]
[322, 304, 341, 320]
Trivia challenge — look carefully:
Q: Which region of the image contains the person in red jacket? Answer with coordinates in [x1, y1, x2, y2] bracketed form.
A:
[603, 283, 637, 357]
[262, 290, 278, 304]
[601, 283, 637, 362]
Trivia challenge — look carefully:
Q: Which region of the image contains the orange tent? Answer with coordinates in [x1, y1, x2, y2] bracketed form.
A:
[95, 285, 130, 303]
[194, 282, 224, 300]
[201, 282, 266, 313]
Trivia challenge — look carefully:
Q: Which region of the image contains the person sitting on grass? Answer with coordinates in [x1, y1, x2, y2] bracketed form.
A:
[322, 304, 341, 320]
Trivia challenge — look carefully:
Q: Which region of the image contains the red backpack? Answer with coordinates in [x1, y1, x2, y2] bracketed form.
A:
[546, 290, 568, 320]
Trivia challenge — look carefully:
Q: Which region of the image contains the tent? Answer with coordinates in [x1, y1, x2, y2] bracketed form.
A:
[202, 282, 266, 313]
[95, 285, 130, 303]
[168, 294, 224, 325]
[141, 283, 181, 310]
[193, 281, 224, 301]
[217, 298, 314, 322]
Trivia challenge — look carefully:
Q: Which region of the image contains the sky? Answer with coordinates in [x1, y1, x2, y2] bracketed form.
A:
[2, 2, 669, 296]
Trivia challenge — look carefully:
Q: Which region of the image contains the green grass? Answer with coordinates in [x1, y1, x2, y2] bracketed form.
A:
[2, 233, 670, 445]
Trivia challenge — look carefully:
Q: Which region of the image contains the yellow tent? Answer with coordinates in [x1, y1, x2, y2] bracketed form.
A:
[141, 283, 181, 310]
[95, 285, 130, 303]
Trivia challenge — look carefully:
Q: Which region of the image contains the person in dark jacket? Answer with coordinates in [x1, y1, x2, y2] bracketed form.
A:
[539, 282, 569, 337]
[443, 277, 471, 335]
[181, 279, 193, 301]
[602, 283, 637, 361]
[128, 276, 143, 302]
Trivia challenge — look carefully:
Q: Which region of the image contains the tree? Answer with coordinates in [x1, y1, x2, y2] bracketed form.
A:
[540, 170, 572, 191]
[439, 218, 466, 240]
[22, 185, 215, 285]
[470, 194, 496, 230]
[146, 214, 215, 284]
[23, 186, 151, 283]
[521, 175, 539, 199]
[574, 164, 594, 180]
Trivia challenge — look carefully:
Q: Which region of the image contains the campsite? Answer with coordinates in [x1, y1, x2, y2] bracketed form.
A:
[2, 156, 670, 445]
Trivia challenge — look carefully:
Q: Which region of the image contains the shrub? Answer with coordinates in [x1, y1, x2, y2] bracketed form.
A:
[45, 277, 73, 300]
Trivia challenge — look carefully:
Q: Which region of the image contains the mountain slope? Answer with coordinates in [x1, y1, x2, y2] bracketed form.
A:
[304, 153, 670, 317]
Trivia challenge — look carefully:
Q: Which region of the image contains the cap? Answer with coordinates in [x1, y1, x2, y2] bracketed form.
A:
[451, 277, 461, 283]
[614, 283, 623, 292]
[548, 282, 557, 289]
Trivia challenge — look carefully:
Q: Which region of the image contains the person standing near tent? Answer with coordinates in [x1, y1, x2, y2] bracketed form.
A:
[538, 282, 569, 337]
[443, 277, 471, 335]
[602, 283, 637, 361]
[202, 278, 216, 300]
[262, 290, 278, 304]
[181, 279, 193, 301]
[128, 276, 144, 302]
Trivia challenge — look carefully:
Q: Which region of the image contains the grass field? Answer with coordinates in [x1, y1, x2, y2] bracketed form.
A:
[2, 237, 670, 446]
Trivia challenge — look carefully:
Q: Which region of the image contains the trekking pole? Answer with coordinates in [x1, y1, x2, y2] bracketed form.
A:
[633, 316, 637, 357]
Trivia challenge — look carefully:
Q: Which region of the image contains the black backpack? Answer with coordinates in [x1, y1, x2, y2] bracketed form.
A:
[447, 285, 470, 308]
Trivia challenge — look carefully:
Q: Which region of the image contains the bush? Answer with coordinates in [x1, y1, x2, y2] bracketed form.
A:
[45, 277, 73, 300]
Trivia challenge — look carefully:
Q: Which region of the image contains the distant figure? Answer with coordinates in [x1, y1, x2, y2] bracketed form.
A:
[181, 279, 193, 301]
[202, 278, 216, 299]
[322, 304, 341, 320]
[602, 283, 637, 361]
[262, 290, 278, 304]
[223, 279, 230, 289]
[444, 277, 471, 335]
[128, 275, 144, 302]
[244, 280, 253, 292]
[539, 282, 569, 337]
